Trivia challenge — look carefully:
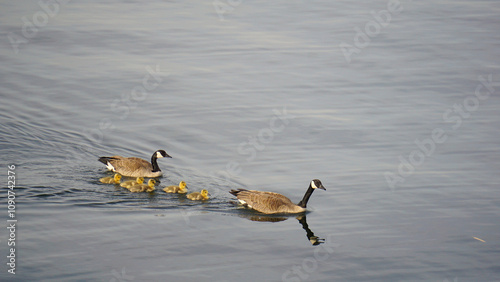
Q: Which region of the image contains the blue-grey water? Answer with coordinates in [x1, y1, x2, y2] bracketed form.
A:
[1, 0, 500, 281]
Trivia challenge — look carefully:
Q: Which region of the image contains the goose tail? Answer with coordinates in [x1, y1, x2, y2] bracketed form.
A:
[229, 188, 248, 197]
[98, 156, 113, 164]
[98, 156, 118, 171]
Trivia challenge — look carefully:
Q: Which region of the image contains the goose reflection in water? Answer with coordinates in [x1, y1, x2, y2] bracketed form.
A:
[236, 213, 325, 246]
[296, 215, 325, 246]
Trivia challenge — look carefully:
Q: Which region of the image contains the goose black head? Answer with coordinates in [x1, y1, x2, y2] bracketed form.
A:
[156, 150, 172, 158]
[310, 179, 326, 190]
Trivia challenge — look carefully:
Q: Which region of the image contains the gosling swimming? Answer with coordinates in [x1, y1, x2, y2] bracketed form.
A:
[129, 179, 156, 193]
[100, 173, 121, 184]
[229, 179, 326, 214]
[120, 177, 144, 189]
[98, 150, 171, 178]
[187, 189, 210, 200]
[163, 181, 188, 194]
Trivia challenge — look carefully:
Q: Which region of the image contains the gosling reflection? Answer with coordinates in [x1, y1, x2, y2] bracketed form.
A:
[236, 212, 325, 246]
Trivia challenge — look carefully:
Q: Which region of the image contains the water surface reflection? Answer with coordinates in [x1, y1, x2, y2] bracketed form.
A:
[237, 212, 326, 246]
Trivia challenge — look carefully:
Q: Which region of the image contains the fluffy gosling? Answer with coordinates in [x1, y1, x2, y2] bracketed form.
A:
[163, 181, 188, 194]
[100, 173, 121, 184]
[129, 179, 156, 193]
[187, 189, 210, 201]
[120, 177, 144, 189]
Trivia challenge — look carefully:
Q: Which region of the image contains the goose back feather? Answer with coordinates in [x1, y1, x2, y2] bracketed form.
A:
[230, 189, 305, 214]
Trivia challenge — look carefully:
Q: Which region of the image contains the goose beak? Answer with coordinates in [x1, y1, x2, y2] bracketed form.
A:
[166, 153, 172, 158]
[319, 184, 326, 190]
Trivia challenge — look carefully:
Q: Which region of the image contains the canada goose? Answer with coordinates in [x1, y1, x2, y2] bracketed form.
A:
[163, 181, 188, 194]
[100, 173, 122, 184]
[229, 179, 326, 214]
[98, 150, 171, 178]
[186, 189, 210, 200]
[120, 177, 144, 188]
[129, 179, 156, 193]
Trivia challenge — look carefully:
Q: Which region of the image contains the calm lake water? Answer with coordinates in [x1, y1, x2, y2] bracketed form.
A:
[1, 0, 500, 281]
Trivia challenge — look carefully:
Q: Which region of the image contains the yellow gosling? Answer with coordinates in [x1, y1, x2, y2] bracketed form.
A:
[163, 181, 188, 194]
[129, 179, 156, 193]
[187, 189, 210, 201]
[100, 173, 121, 184]
[120, 177, 144, 188]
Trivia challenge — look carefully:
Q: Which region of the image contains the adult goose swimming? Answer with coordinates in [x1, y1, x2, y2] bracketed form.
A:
[98, 150, 171, 178]
[229, 179, 326, 214]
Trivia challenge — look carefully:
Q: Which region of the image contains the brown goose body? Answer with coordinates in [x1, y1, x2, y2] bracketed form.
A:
[229, 179, 326, 214]
[231, 190, 305, 214]
[98, 150, 171, 178]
